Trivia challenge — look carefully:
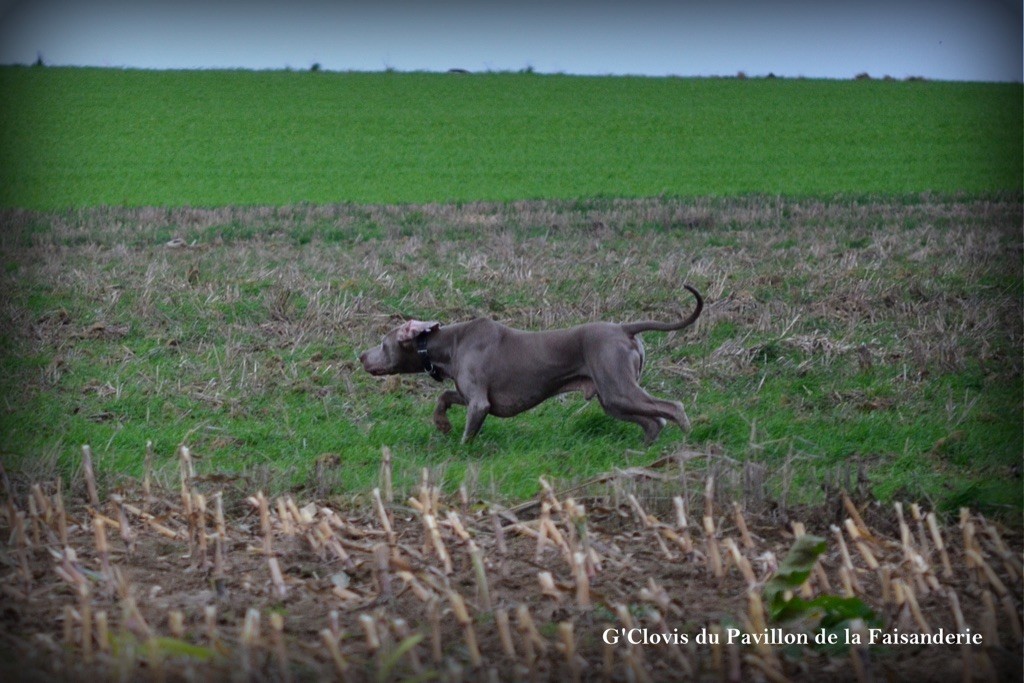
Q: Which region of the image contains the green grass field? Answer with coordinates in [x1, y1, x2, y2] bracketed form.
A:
[1, 196, 1021, 516]
[0, 67, 1020, 208]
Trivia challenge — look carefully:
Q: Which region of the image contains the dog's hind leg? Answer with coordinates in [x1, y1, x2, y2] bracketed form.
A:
[591, 347, 690, 442]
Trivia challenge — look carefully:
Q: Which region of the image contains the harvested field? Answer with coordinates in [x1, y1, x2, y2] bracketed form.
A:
[0, 446, 1021, 682]
[0, 194, 1021, 681]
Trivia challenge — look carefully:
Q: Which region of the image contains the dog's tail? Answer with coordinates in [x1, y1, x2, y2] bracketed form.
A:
[621, 284, 703, 336]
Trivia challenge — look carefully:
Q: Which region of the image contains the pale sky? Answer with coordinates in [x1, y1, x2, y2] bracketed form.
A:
[0, 0, 1020, 82]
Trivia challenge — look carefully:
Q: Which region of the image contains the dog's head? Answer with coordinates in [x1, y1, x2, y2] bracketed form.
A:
[359, 319, 440, 376]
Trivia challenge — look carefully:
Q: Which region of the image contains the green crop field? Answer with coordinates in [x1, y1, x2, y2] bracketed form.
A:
[0, 67, 1020, 208]
[0, 67, 1021, 518]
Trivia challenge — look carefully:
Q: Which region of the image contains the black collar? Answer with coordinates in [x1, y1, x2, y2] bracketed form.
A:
[416, 330, 445, 382]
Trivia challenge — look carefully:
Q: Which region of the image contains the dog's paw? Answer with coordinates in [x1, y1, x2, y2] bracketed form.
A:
[434, 415, 453, 434]
[674, 402, 691, 432]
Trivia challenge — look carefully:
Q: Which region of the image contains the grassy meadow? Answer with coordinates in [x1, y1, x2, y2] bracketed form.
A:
[0, 67, 1021, 208]
[1, 196, 1021, 515]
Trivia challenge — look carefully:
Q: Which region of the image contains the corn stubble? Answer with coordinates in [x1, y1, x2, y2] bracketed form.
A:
[0, 443, 1020, 682]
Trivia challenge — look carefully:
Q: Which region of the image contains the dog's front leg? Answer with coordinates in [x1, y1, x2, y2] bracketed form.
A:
[461, 397, 491, 444]
[433, 390, 466, 434]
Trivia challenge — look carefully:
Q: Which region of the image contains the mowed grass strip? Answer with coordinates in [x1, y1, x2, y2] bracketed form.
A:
[0, 67, 1020, 209]
[0, 196, 1020, 515]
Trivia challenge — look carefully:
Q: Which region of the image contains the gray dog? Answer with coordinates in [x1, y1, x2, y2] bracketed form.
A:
[360, 285, 703, 444]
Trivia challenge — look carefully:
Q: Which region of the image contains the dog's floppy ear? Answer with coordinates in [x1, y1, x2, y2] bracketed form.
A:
[396, 319, 440, 343]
